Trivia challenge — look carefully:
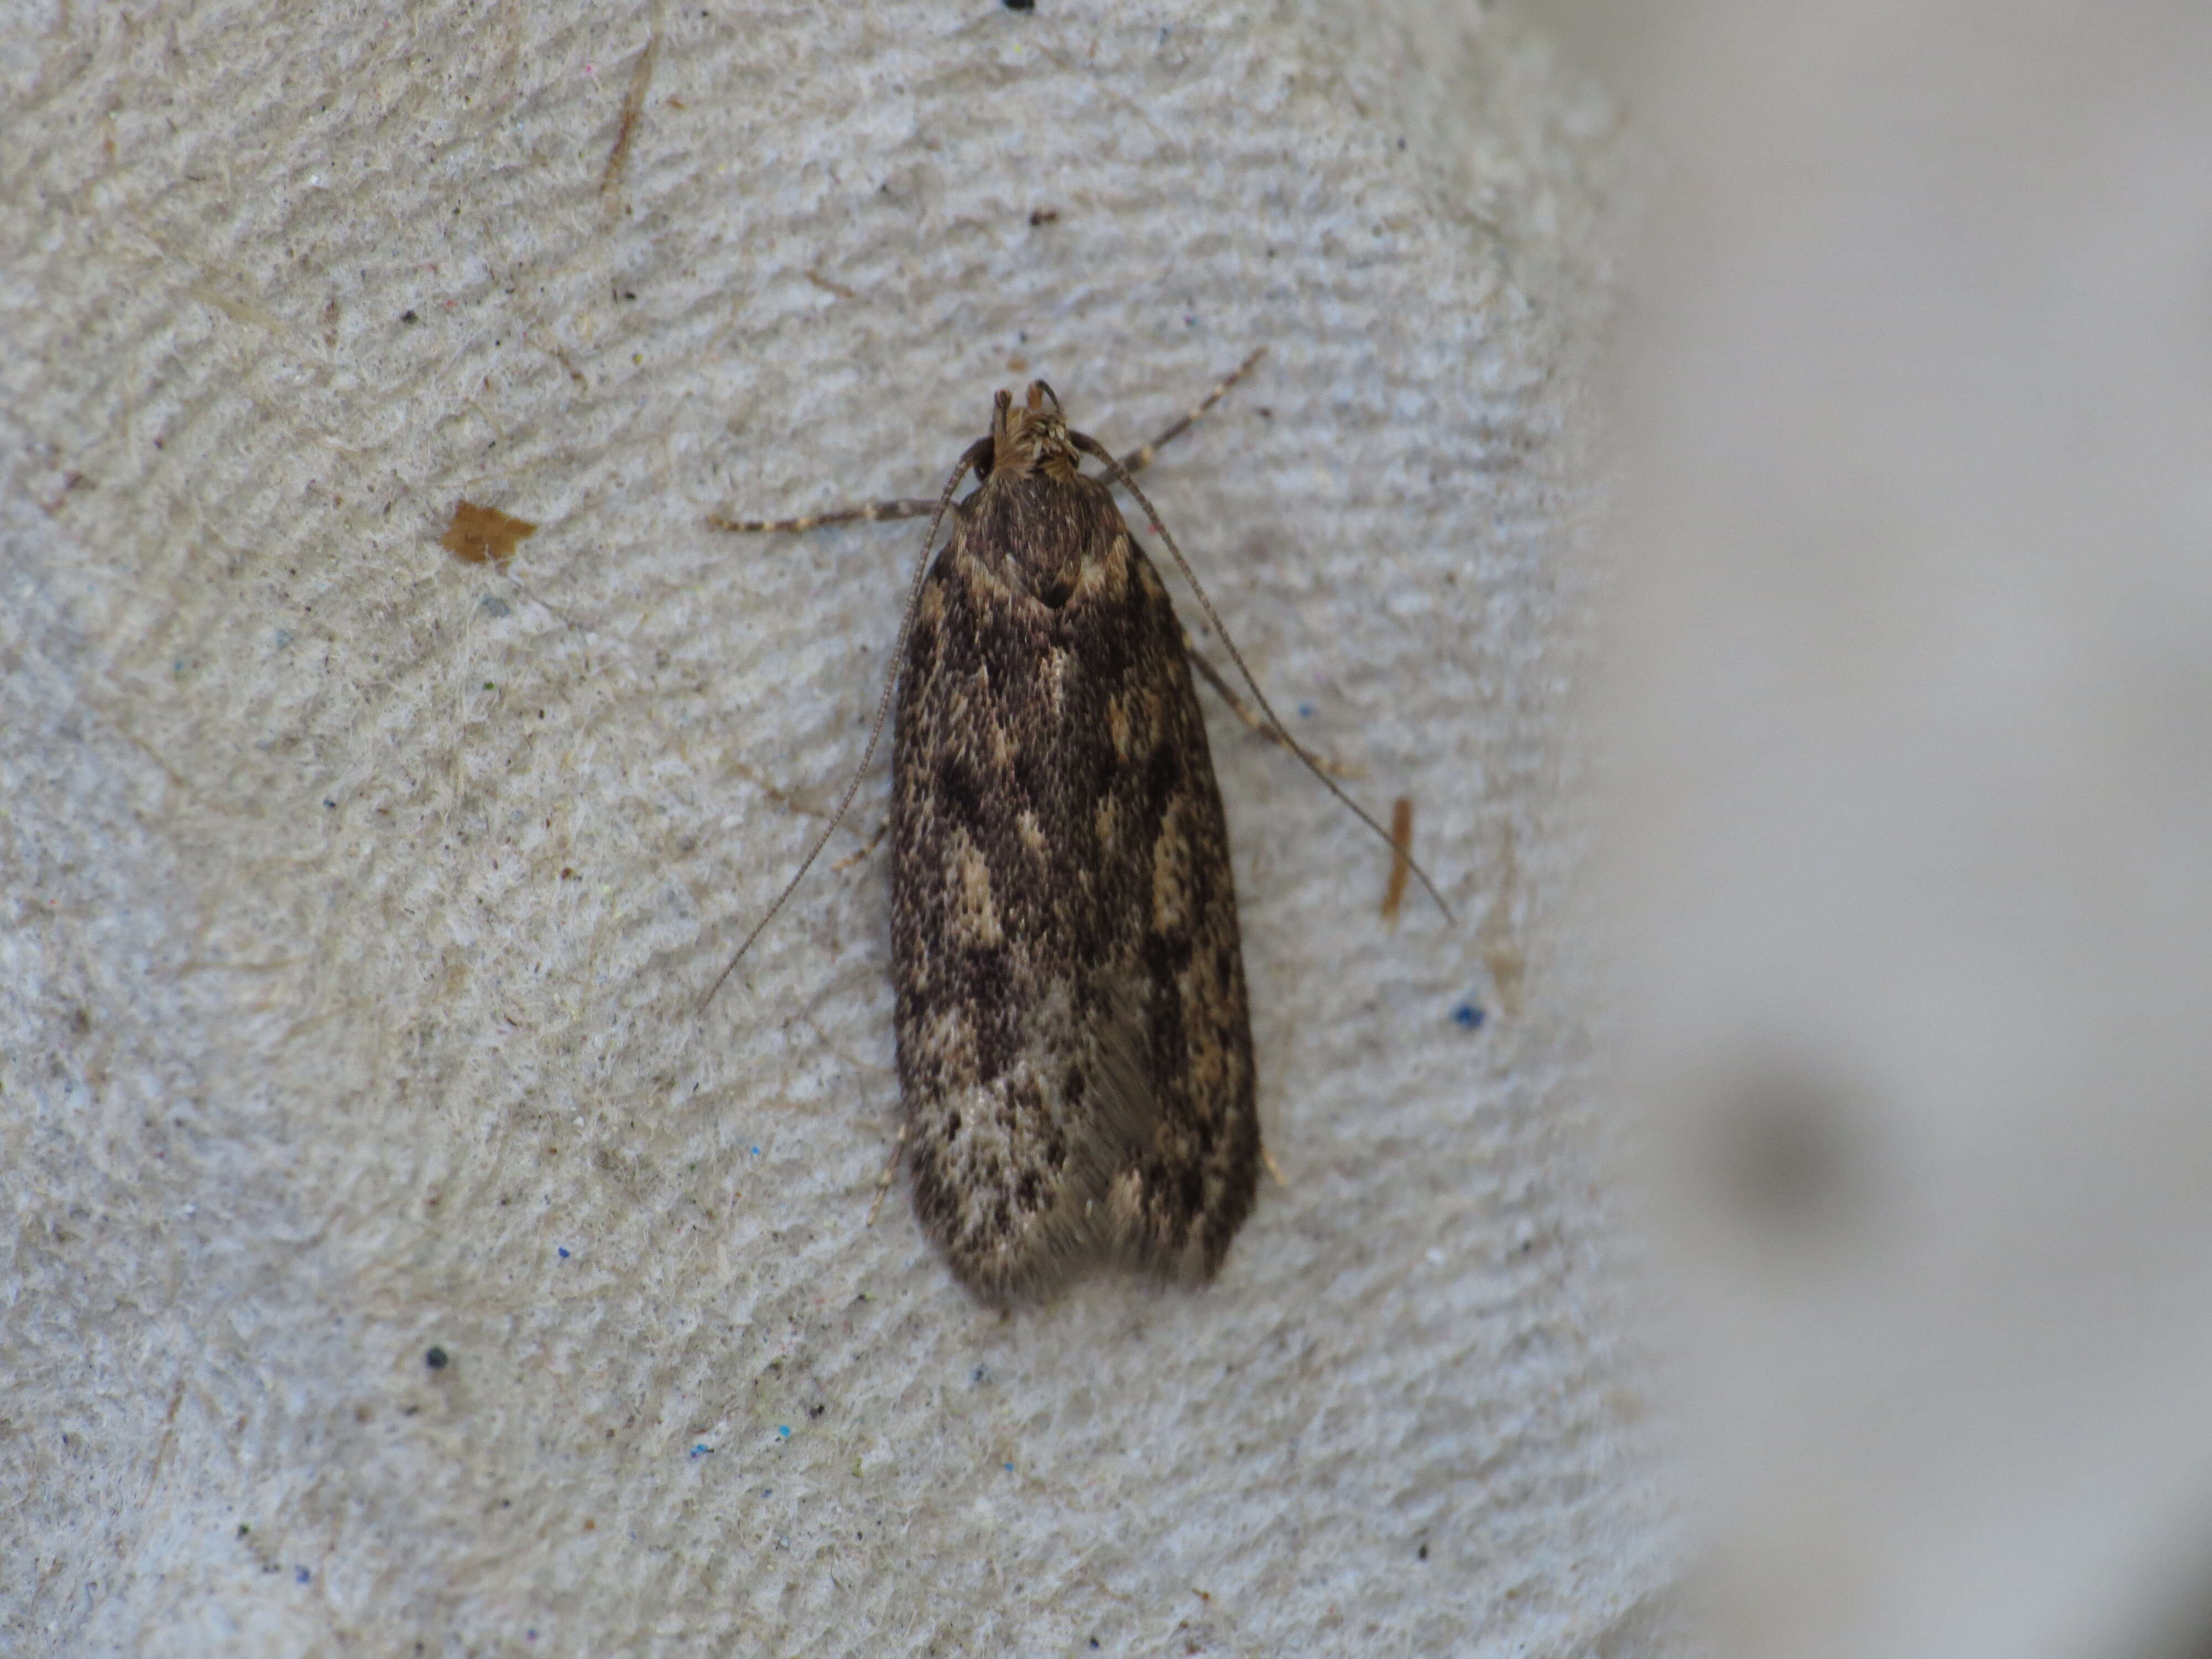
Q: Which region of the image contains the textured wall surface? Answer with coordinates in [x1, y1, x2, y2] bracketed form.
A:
[0, 3, 1671, 1655]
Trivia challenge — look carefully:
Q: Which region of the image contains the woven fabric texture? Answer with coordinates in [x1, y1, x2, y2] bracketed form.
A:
[0, 3, 1674, 1653]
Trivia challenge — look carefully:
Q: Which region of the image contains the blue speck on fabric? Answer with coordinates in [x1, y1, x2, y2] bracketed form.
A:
[294, 1566, 311, 1584]
[556, 1246, 570, 1259]
[1003, 1461, 1015, 1472]
[777, 1425, 791, 1439]
[690, 1443, 713, 1459]
[1297, 703, 1315, 718]
[1453, 1003, 1485, 1030]
[749, 1146, 761, 1156]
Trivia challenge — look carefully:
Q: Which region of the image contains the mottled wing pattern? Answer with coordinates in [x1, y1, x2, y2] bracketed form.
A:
[890, 478, 1259, 1303]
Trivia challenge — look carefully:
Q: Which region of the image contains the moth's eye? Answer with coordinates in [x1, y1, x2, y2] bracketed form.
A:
[973, 439, 995, 480]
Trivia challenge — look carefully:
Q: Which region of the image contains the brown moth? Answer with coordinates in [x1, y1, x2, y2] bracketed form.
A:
[709, 357, 1446, 1304]
[886, 380, 1259, 1301]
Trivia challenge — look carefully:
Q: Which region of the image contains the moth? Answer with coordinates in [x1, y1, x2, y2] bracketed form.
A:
[709, 355, 1444, 1304]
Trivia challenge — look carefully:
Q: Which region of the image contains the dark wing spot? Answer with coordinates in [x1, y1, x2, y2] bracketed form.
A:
[965, 946, 1016, 1079]
[1173, 1156, 1208, 1224]
[1144, 925, 1194, 982]
[1143, 937, 1192, 1093]
[1144, 740, 1180, 818]
[935, 752, 984, 827]
[1088, 739, 1120, 801]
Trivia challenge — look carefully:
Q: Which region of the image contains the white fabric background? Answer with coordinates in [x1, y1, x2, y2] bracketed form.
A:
[0, 3, 1676, 1654]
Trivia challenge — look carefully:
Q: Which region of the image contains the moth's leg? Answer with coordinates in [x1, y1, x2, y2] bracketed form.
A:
[1183, 634, 1365, 781]
[865, 1120, 908, 1226]
[709, 497, 942, 534]
[1117, 347, 1267, 478]
[830, 818, 890, 873]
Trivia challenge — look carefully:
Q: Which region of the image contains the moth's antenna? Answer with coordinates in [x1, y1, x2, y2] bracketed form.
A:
[1073, 431, 1456, 924]
[701, 437, 989, 1009]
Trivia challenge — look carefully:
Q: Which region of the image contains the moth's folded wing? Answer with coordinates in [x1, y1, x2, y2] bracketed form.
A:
[904, 976, 1159, 1303]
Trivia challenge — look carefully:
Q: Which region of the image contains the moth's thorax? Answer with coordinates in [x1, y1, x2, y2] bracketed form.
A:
[960, 380, 1122, 603]
[959, 468, 1123, 600]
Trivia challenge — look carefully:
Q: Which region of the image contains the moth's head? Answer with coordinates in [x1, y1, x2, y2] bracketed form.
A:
[980, 379, 1079, 482]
